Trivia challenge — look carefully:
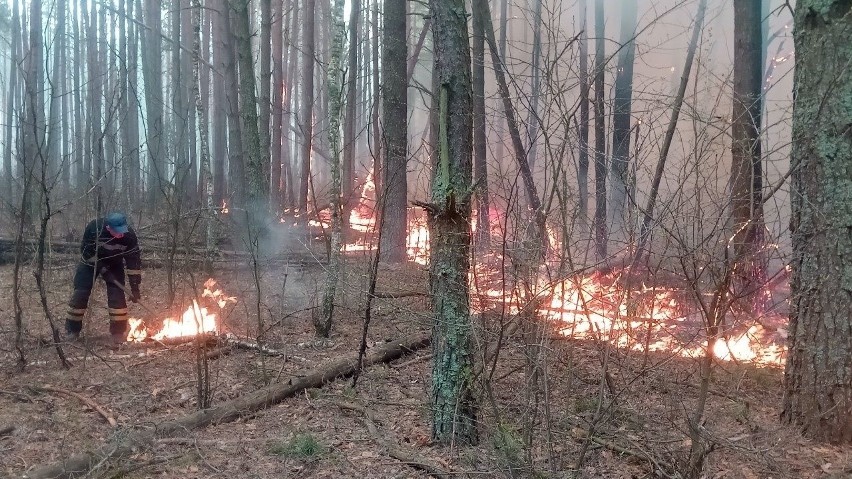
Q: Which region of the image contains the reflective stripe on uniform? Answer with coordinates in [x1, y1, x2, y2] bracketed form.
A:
[67, 307, 86, 316]
[108, 307, 129, 316]
[126, 269, 142, 276]
[66, 315, 84, 322]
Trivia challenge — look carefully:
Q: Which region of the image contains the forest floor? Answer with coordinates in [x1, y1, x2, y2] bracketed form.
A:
[2, 232, 852, 478]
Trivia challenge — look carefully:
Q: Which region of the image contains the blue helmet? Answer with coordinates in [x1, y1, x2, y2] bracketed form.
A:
[106, 212, 129, 234]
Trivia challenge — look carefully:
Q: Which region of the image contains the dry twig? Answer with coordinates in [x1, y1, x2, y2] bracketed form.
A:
[31, 385, 117, 427]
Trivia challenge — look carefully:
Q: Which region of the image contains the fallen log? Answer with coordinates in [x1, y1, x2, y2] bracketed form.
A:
[21, 331, 431, 479]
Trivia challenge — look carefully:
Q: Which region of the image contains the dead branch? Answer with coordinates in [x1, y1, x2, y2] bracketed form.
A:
[221, 333, 287, 356]
[391, 353, 432, 369]
[329, 399, 452, 479]
[371, 291, 429, 299]
[22, 331, 431, 479]
[30, 386, 117, 427]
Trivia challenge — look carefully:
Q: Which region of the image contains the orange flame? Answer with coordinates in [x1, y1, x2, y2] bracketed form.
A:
[125, 279, 235, 342]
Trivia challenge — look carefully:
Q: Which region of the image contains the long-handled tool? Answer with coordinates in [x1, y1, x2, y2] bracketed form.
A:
[99, 268, 158, 316]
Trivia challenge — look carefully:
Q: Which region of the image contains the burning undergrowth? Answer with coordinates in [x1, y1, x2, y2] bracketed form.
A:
[470, 254, 787, 367]
[126, 279, 237, 342]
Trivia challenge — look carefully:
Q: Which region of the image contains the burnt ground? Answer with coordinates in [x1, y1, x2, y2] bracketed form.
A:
[1, 244, 852, 478]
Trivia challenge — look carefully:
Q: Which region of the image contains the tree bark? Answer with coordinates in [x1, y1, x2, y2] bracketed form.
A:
[85, 0, 103, 214]
[592, 0, 607, 259]
[317, 0, 346, 337]
[46, 0, 66, 186]
[3, 0, 20, 205]
[577, 0, 590, 223]
[259, 0, 273, 206]
[380, 0, 409, 263]
[298, 0, 316, 212]
[231, 0, 270, 229]
[342, 0, 360, 231]
[211, 0, 228, 203]
[271, 0, 284, 210]
[22, 332, 431, 479]
[427, 0, 477, 445]
[781, 0, 852, 444]
[141, 0, 165, 207]
[608, 0, 637, 237]
[471, 0, 491, 250]
[729, 0, 765, 306]
[525, 0, 543, 170]
[370, 0, 381, 200]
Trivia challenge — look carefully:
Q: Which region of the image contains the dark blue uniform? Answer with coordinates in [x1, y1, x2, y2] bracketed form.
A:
[65, 217, 142, 337]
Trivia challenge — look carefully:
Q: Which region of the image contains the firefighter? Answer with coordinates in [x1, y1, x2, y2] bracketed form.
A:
[65, 212, 142, 344]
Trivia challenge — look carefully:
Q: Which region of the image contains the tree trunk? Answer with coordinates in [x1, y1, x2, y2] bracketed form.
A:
[608, 0, 637, 237]
[22, 0, 45, 226]
[298, 0, 316, 212]
[142, 0, 165, 207]
[427, 0, 477, 446]
[342, 0, 360, 232]
[85, 0, 103, 214]
[592, 0, 607, 259]
[271, 0, 284, 210]
[47, 0, 67, 186]
[525, 0, 542, 170]
[370, 0, 381, 199]
[73, 0, 86, 195]
[632, 0, 706, 267]
[231, 0, 270, 228]
[317, 0, 346, 337]
[122, 0, 141, 208]
[190, 0, 215, 262]
[3, 0, 20, 205]
[577, 0, 589, 223]
[222, 0, 245, 205]
[379, 0, 408, 263]
[781, 0, 852, 444]
[283, 0, 300, 207]
[729, 0, 765, 307]
[211, 0, 228, 203]
[482, 0, 546, 250]
[471, 0, 490, 250]
[259, 0, 273, 205]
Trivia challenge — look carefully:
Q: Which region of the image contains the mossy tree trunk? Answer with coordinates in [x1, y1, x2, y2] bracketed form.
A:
[782, 0, 852, 444]
[427, 0, 477, 446]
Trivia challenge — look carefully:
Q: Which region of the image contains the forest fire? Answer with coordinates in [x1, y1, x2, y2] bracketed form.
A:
[470, 266, 787, 367]
[299, 185, 787, 367]
[126, 279, 235, 342]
